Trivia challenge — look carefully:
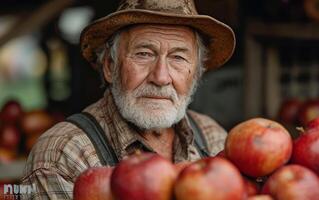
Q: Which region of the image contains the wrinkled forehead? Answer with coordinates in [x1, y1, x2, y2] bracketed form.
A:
[120, 24, 197, 48]
[125, 24, 196, 35]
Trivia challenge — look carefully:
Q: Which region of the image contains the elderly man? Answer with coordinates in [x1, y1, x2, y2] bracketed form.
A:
[21, 0, 235, 199]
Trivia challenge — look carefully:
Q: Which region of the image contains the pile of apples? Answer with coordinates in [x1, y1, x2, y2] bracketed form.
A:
[0, 100, 23, 163]
[73, 117, 319, 200]
[278, 98, 319, 127]
[0, 100, 57, 163]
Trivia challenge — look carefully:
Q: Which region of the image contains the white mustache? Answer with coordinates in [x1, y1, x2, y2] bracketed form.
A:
[133, 84, 179, 103]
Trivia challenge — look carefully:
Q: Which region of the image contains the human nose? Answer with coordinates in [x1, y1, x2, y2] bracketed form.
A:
[148, 56, 172, 86]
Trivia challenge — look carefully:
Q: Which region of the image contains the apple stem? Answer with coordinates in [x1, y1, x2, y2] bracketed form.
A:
[255, 176, 267, 183]
[255, 177, 262, 183]
[134, 149, 142, 155]
[296, 127, 305, 134]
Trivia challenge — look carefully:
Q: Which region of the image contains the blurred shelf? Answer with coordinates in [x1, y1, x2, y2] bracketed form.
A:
[0, 159, 26, 180]
[244, 20, 319, 119]
[247, 20, 319, 40]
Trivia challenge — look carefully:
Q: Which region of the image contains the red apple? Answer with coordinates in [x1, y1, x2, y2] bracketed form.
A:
[73, 167, 114, 200]
[174, 161, 191, 175]
[0, 124, 21, 150]
[0, 148, 16, 164]
[291, 118, 319, 175]
[225, 118, 293, 177]
[306, 117, 319, 130]
[174, 157, 246, 200]
[244, 178, 260, 197]
[298, 99, 319, 126]
[278, 98, 302, 125]
[247, 195, 273, 200]
[20, 110, 54, 135]
[111, 152, 176, 200]
[216, 149, 226, 157]
[0, 100, 23, 125]
[261, 165, 319, 200]
[25, 134, 41, 153]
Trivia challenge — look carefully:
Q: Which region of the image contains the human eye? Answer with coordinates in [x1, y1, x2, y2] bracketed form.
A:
[170, 54, 188, 63]
[135, 51, 154, 58]
[173, 55, 186, 61]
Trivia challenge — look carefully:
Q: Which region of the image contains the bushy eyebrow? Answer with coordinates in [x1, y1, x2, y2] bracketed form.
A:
[133, 43, 191, 54]
[133, 43, 156, 51]
[169, 47, 191, 54]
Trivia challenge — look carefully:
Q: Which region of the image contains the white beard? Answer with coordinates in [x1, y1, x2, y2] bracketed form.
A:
[110, 67, 198, 131]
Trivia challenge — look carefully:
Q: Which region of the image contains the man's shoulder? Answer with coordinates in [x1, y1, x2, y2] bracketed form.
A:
[82, 97, 106, 120]
[187, 110, 225, 131]
[187, 109, 227, 155]
[33, 121, 90, 152]
[23, 121, 99, 181]
[28, 96, 107, 167]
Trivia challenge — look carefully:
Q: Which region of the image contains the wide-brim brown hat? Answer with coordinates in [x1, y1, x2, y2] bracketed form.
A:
[80, 0, 236, 70]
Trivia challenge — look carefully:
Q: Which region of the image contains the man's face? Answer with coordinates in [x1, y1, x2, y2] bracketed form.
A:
[108, 24, 199, 130]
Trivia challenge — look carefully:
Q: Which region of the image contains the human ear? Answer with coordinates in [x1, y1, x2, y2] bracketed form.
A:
[102, 52, 113, 83]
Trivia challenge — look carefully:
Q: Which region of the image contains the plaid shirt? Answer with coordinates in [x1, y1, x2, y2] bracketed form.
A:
[20, 90, 227, 199]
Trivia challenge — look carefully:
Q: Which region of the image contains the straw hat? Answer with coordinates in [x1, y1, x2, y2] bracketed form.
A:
[80, 0, 236, 70]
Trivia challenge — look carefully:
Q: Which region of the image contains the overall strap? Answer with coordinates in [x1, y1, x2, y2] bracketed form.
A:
[187, 113, 210, 158]
[66, 112, 118, 166]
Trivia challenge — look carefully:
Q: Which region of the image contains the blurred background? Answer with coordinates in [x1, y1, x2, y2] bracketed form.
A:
[0, 0, 319, 185]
